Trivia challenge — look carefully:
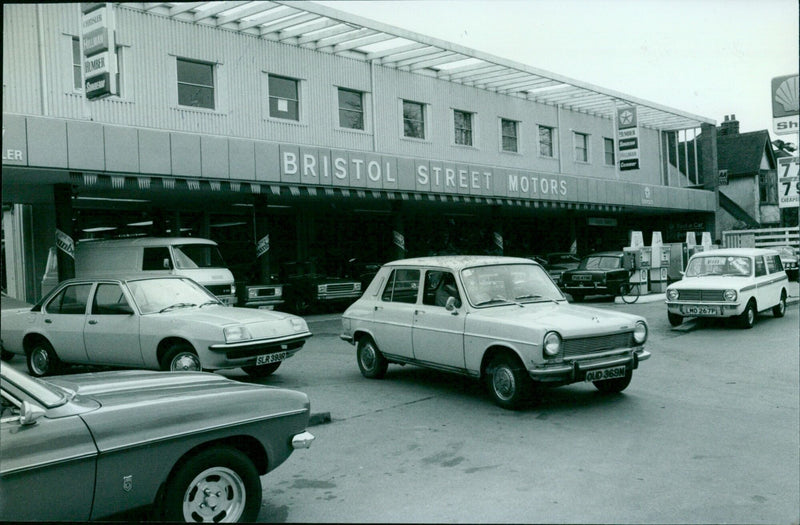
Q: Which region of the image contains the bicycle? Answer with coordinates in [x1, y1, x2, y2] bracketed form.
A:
[618, 273, 641, 304]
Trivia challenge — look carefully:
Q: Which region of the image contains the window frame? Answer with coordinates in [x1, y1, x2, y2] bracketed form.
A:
[380, 268, 421, 304]
[604, 137, 616, 166]
[402, 99, 427, 140]
[72, 36, 83, 91]
[500, 118, 519, 153]
[453, 109, 474, 147]
[337, 87, 365, 131]
[176, 57, 216, 110]
[573, 131, 590, 163]
[267, 73, 301, 122]
[538, 125, 555, 158]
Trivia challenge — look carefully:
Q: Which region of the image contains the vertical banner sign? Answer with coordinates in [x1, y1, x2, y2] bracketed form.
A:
[617, 106, 640, 171]
[772, 74, 799, 135]
[81, 3, 117, 100]
[256, 234, 270, 257]
[56, 229, 75, 259]
[777, 157, 799, 208]
[493, 232, 503, 251]
[392, 231, 405, 252]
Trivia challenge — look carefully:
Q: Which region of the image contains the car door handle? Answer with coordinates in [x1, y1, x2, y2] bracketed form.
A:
[44, 318, 52, 324]
[415, 310, 424, 315]
[88, 320, 98, 325]
[374, 306, 383, 311]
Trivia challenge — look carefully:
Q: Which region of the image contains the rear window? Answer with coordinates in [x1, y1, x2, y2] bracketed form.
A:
[579, 256, 621, 270]
[381, 269, 420, 303]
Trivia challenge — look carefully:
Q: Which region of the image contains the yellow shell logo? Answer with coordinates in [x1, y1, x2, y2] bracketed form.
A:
[775, 76, 799, 113]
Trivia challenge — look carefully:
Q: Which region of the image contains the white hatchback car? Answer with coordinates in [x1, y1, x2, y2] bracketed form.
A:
[340, 256, 650, 409]
[665, 248, 789, 328]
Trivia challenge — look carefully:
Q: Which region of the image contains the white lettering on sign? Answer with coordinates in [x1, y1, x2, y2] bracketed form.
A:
[85, 77, 106, 92]
[2, 149, 24, 161]
[416, 165, 491, 190]
[283, 151, 396, 184]
[507, 173, 567, 197]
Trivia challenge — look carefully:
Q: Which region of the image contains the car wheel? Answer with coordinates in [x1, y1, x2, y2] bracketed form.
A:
[1, 349, 14, 362]
[242, 361, 281, 377]
[162, 343, 202, 372]
[486, 354, 531, 410]
[160, 446, 261, 523]
[593, 369, 633, 393]
[737, 300, 757, 329]
[356, 337, 388, 379]
[26, 339, 61, 377]
[570, 293, 585, 303]
[292, 297, 312, 315]
[668, 312, 683, 327]
[772, 291, 787, 318]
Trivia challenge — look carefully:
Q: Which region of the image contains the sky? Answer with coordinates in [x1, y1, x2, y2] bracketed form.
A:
[317, 0, 799, 137]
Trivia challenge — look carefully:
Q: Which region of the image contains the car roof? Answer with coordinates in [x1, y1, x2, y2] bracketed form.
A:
[54, 275, 192, 286]
[77, 237, 217, 247]
[383, 255, 540, 271]
[690, 248, 778, 257]
[583, 251, 623, 257]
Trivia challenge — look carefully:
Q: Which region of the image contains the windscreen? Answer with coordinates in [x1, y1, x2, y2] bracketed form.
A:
[173, 244, 227, 269]
[460, 263, 564, 307]
[685, 255, 752, 277]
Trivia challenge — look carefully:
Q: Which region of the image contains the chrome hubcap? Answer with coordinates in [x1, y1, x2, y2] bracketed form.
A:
[31, 348, 49, 375]
[747, 307, 755, 324]
[493, 367, 515, 401]
[183, 467, 245, 522]
[361, 345, 376, 370]
[171, 353, 201, 371]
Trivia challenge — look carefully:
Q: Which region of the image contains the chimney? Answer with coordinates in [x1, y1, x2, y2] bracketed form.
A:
[718, 114, 740, 136]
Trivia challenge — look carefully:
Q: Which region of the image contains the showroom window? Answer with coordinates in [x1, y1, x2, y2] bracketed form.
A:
[501, 119, 519, 153]
[574, 132, 589, 162]
[177, 58, 215, 109]
[403, 100, 426, 139]
[454, 110, 473, 146]
[338, 88, 364, 130]
[538, 125, 555, 157]
[269, 74, 300, 121]
[604, 137, 615, 165]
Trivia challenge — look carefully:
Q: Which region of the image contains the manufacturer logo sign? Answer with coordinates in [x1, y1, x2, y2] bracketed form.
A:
[772, 74, 799, 135]
[81, 3, 117, 100]
[617, 106, 639, 171]
[256, 234, 270, 257]
[56, 229, 75, 259]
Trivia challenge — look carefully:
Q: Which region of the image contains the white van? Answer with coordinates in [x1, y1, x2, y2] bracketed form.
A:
[41, 237, 237, 305]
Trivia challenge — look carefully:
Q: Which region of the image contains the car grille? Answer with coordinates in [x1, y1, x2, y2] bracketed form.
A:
[327, 283, 356, 293]
[677, 290, 726, 301]
[563, 332, 634, 358]
[206, 284, 233, 296]
[251, 288, 276, 297]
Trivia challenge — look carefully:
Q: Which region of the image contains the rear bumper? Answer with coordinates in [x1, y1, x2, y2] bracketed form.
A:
[529, 348, 650, 383]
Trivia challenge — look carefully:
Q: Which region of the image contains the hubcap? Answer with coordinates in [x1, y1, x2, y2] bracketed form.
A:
[361, 345, 376, 370]
[183, 466, 245, 522]
[31, 347, 49, 375]
[171, 352, 201, 371]
[747, 307, 755, 324]
[492, 366, 516, 401]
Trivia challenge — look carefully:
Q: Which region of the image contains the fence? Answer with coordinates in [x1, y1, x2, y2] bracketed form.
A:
[722, 227, 799, 250]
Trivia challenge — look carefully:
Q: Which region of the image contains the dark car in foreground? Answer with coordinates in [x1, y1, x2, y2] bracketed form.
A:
[0, 365, 314, 522]
[560, 251, 631, 301]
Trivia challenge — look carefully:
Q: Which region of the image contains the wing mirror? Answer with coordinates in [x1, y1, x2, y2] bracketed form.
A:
[19, 401, 46, 426]
[445, 296, 459, 314]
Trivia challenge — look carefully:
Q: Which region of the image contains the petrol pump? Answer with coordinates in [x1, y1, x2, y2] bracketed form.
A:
[623, 231, 649, 294]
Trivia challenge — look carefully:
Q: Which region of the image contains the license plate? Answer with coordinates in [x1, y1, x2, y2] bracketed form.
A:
[585, 365, 627, 382]
[258, 305, 274, 310]
[573, 275, 592, 281]
[256, 351, 287, 365]
[683, 305, 719, 315]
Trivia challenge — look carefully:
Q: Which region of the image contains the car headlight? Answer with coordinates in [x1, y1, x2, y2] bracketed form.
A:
[724, 289, 737, 302]
[275, 287, 282, 297]
[667, 288, 679, 301]
[633, 321, 648, 344]
[543, 331, 562, 357]
[318, 284, 327, 293]
[354, 283, 361, 291]
[224, 325, 253, 343]
[290, 318, 307, 332]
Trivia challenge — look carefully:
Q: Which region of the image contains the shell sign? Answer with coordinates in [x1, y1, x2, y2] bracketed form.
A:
[772, 74, 798, 136]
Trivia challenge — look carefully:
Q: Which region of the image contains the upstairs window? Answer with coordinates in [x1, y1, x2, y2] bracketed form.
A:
[72, 37, 82, 90]
[454, 110, 473, 146]
[574, 132, 589, 162]
[759, 171, 778, 204]
[338, 88, 364, 130]
[538, 125, 554, 157]
[501, 119, 518, 152]
[403, 100, 425, 139]
[177, 58, 215, 109]
[604, 137, 615, 165]
[269, 75, 299, 121]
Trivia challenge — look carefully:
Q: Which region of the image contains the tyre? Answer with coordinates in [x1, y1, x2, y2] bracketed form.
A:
[619, 282, 640, 304]
[570, 293, 585, 303]
[159, 446, 261, 523]
[668, 312, 683, 327]
[242, 361, 281, 377]
[162, 343, 202, 372]
[1, 349, 14, 362]
[292, 296, 312, 315]
[26, 339, 61, 377]
[593, 369, 633, 393]
[737, 300, 757, 329]
[357, 337, 388, 379]
[772, 291, 787, 318]
[485, 354, 531, 410]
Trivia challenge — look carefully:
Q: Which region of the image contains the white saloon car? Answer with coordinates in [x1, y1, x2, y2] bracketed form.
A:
[1, 276, 312, 377]
[340, 256, 650, 409]
[665, 248, 789, 328]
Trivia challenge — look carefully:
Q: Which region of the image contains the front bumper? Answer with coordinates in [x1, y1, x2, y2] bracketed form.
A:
[529, 347, 650, 383]
[317, 291, 363, 302]
[562, 283, 614, 295]
[666, 301, 744, 318]
[205, 331, 312, 368]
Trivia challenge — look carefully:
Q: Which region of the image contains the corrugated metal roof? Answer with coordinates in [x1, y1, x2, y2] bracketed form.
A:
[125, 1, 714, 131]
